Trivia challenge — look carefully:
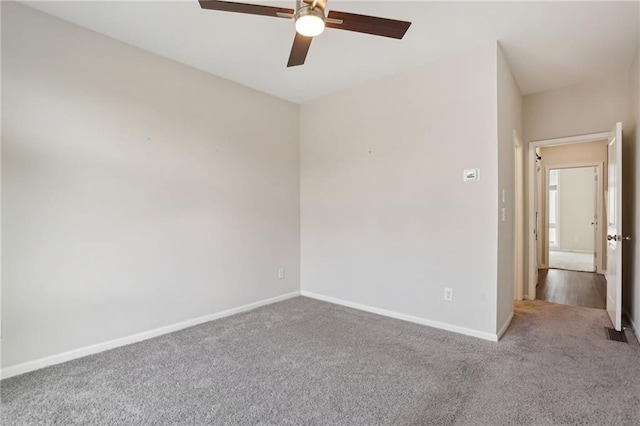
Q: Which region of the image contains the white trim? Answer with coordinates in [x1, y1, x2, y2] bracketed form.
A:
[301, 291, 500, 342]
[527, 131, 610, 299]
[514, 130, 524, 301]
[1, 291, 300, 380]
[529, 148, 542, 298]
[497, 311, 514, 340]
[529, 132, 611, 147]
[627, 312, 640, 343]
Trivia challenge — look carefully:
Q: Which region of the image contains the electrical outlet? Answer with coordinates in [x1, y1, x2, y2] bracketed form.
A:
[278, 268, 285, 280]
[443, 287, 453, 302]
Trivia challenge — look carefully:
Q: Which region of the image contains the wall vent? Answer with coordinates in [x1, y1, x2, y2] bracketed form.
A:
[605, 327, 628, 343]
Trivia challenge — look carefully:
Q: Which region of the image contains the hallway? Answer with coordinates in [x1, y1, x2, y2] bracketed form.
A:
[536, 269, 606, 309]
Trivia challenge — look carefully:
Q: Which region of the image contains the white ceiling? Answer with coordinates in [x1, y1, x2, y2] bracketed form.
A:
[23, 1, 639, 103]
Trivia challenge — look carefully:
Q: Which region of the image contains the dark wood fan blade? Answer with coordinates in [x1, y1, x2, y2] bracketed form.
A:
[199, 0, 294, 18]
[287, 33, 313, 67]
[325, 10, 411, 39]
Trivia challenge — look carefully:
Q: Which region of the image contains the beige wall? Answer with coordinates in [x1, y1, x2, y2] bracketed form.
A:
[2, 3, 300, 369]
[627, 46, 640, 335]
[523, 69, 630, 142]
[496, 44, 523, 329]
[300, 43, 501, 337]
[538, 141, 607, 268]
[522, 72, 630, 299]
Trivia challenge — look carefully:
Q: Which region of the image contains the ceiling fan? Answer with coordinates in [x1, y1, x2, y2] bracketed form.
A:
[198, 0, 412, 67]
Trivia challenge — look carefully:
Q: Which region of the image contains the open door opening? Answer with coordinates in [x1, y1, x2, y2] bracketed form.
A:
[524, 124, 625, 327]
[536, 156, 606, 310]
[546, 166, 599, 273]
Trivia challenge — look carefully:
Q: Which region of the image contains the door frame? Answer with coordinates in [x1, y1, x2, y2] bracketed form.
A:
[514, 130, 524, 301]
[526, 131, 610, 300]
[543, 162, 604, 274]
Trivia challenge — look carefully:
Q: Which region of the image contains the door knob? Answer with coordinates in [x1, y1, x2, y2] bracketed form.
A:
[608, 235, 632, 241]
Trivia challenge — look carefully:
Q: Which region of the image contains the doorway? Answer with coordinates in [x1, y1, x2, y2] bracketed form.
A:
[536, 160, 606, 310]
[524, 134, 611, 311]
[519, 124, 625, 330]
[546, 166, 599, 273]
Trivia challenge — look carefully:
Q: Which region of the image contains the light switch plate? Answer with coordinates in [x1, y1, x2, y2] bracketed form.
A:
[463, 168, 480, 182]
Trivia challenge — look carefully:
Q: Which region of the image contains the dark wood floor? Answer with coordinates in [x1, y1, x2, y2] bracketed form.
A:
[536, 269, 606, 309]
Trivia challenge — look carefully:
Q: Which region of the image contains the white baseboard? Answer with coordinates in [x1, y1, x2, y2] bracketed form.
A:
[300, 291, 499, 342]
[624, 310, 640, 343]
[1, 291, 300, 380]
[497, 311, 514, 340]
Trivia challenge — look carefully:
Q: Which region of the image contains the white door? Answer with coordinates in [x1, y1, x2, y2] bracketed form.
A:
[606, 122, 624, 331]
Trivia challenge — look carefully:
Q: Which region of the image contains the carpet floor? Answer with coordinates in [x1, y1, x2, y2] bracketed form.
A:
[549, 251, 595, 273]
[2, 297, 639, 425]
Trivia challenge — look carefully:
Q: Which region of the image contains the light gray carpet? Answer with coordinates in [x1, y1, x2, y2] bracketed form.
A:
[2, 297, 639, 425]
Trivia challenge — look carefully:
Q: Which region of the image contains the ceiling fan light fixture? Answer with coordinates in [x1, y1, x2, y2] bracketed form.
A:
[295, 7, 325, 37]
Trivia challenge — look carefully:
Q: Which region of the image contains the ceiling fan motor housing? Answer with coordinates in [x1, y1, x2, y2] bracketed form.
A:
[295, 5, 326, 37]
